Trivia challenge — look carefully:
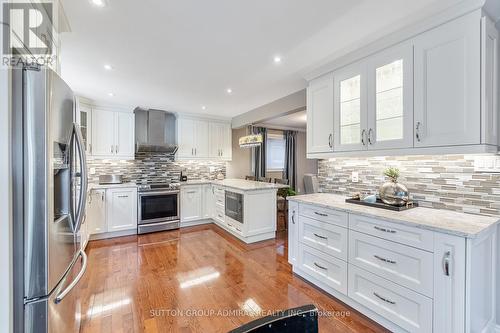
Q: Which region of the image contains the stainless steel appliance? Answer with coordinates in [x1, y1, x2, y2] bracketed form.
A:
[137, 183, 180, 234]
[98, 174, 123, 184]
[134, 108, 178, 154]
[12, 66, 88, 333]
[225, 191, 244, 223]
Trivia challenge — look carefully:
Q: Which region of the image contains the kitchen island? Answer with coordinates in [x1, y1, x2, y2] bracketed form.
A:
[180, 179, 288, 243]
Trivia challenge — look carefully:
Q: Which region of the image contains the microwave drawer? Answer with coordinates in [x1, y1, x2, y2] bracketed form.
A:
[349, 230, 433, 297]
[349, 214, 434, 252]
[298, 243, 347, 295]
[299, 204, 348, 228]
[348, 265, 432, 333]
[299, 216, 348, 261]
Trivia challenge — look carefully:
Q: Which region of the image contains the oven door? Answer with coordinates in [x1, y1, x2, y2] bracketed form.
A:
[138, 191, 179, 224]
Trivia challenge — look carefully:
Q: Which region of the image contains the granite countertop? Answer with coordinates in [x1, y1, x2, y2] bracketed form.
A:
[179, 178, 288, 191]
[288, 193, 499, 238]
[89, 182, 138, 190]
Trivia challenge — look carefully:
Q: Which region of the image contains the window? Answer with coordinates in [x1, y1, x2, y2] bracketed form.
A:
[266, 133, 285, 171]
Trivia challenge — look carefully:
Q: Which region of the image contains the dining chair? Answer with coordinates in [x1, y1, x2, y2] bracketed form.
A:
[245, 175, 256, 181]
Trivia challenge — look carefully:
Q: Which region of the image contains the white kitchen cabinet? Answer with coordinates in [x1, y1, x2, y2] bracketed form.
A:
[180, 185, 203, 223]
[209, 121, 232, 160]
[87, 189, 107, 235]
[333, 61, 367, 152]
[114, 112, 135, 158]
[481, 15, 499, 146]
[75, 101, 92, 155]
[91, 109, 115, 157]
[177, 117, 210, 158]
[203, 184, 214, 219]
[106, 188, 138, 232]
[288, 201, 298, 265]
[366, 42, 414, 150]
[288, 200, 497, 333]
[307, 73, 334, 154]
[413, 11, 481, 147]
[91, 109, 135, 159]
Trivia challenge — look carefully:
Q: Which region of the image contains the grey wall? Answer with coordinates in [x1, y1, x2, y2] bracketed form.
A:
[231, 90, 306, 128]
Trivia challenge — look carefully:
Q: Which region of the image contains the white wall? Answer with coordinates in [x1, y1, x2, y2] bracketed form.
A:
[0, 2, 13, 330]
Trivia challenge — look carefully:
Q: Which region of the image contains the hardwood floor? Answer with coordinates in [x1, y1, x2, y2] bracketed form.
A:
[78, 224, 388, 333]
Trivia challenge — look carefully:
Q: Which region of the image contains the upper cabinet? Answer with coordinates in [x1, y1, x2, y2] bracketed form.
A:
[91, 109, 135, 160]
[306, 9, 499, 158]
[75, 100, 92, 154]
[413, 12, 481, 147]
[209, 121, 232, 160]
[333, 61, 367, 152]
[177, 116, 232, 160]
[367, 43, 414, 150]
[307, 73, 334, 154]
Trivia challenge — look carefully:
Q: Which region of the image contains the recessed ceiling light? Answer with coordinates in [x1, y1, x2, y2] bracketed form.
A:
[90, 0, 106, 7]
[108, 92, 115, 97]
[226, 88, 232, 94]
[201, 105, 206, 110]
[273, 56, 282, 64]
[104, 64, 113, 70]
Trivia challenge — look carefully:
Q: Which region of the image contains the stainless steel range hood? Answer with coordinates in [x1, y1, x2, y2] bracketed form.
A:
[134, 108, 178, 154]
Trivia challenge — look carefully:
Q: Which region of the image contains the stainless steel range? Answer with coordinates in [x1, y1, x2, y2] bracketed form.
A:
[137, 183, 180, 234]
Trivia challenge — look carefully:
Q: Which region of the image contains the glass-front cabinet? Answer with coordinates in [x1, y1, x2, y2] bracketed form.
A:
[367, 43, 413, 149]
[334, 62, 367, 151]
[333, 43, 413, 152]
[75, 101, 92, 155]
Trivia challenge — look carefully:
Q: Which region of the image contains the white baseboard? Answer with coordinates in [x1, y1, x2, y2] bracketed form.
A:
[180, 219, 213, 228]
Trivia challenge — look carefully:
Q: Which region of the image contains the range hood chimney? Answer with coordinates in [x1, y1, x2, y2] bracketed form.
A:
[134, 108, 178, 154]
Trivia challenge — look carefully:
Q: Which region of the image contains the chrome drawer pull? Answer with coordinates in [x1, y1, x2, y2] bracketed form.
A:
[374, 226, 396, 233]
[374, 255, 396, 264]
[117, 195, 129, 198]
[314, 262, 327, 270]
[373, 292, 396, 305]
[291, 211, 296, 224]
[314, 211, 328, 217]
[313, 233, 328, 240]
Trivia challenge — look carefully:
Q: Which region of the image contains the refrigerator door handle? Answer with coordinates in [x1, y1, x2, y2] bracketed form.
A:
[55, 250, 87, 304]
[73, 123, 88, 234]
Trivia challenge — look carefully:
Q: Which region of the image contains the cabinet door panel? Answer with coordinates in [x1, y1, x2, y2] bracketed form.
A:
[209, 122, 222, 158]
[177, 118, 195, 158]
[180, 186, 202, 222]
[221, 123, 232, 160]
[288, 201, 298, 265]
[91, 109, 115, 156]
[414, 12, 480, 147]
[87, 190, 106, 234]
[367, 43, 413, 149]
[115, 112, 135, 157]
[107, 189, 137, 231]
[194, 120, 209, 158]
[307, 74, 334, 154]
[334, 62, 367, 152]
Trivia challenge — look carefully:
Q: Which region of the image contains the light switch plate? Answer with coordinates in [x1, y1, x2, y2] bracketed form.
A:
[351, 171, 359, 182]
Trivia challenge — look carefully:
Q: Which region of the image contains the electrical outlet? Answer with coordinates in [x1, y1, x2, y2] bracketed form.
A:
[89, 167, 96, 175]
[351, 171, 359, 183]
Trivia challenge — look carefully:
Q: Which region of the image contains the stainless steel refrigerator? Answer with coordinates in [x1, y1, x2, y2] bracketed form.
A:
[12, 66, 88, 333]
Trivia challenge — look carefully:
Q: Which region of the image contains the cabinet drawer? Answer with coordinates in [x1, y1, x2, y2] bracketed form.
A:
[348, 265, 432, 333]
[349, 214, 434, 251]
[215, 194, 225, 206]
[215, 206, 225, 222]
[298, 243, 347, 295]
[299, 216, 348, 261]
[349, 230, 433, 297]
[299, 204, 348, 228]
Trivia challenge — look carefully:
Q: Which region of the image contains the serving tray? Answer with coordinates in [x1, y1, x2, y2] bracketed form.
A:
[345, 197, 418, 211]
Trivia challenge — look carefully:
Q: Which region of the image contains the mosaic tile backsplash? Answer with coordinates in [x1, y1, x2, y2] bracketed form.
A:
[87, 153, 226, 184]
[318, 154, 500, 217]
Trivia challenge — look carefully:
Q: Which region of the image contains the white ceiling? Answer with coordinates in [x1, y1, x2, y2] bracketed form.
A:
[60, 0, 462, 117]
[260, 110, 307, 130]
